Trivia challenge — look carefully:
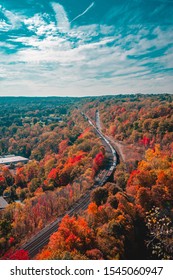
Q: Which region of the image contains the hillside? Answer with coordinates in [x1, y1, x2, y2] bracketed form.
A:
[0, 95, 173, 260]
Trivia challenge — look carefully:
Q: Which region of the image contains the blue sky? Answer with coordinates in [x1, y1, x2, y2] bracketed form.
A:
[0, 0, 173, 96]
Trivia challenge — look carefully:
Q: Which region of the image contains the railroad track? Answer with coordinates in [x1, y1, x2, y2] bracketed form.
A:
[22, 113, 118, 258]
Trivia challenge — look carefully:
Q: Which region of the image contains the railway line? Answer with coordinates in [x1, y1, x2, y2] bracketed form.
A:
[21, 112, 118, 258]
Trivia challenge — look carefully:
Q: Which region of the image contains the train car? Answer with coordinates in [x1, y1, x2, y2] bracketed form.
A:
[113, 155, 117, 164]
[106, 170, 112, 177]
[109, 166, 115, 171]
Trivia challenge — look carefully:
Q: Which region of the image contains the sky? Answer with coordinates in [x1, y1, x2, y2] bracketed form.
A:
[0, 0, 173, 96]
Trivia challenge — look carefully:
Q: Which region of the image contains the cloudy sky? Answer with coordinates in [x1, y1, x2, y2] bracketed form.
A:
[0, 0, 173, 96]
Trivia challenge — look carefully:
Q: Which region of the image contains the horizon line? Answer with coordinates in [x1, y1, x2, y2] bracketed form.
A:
[0, 93, 172, 98]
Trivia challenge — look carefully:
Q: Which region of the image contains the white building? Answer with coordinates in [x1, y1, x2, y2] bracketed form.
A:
[0, 155, 29, 165]
[0, 196, 8, 210]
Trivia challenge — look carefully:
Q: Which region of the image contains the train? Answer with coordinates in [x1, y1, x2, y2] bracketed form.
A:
[81, 111, 118, 186]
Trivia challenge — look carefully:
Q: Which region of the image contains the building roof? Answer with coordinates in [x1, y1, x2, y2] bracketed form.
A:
[0, 196, 8, 209]
[0, 155, 29, 165]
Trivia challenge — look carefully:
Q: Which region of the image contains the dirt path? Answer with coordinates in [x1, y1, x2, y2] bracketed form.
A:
[106, 136, 126, 162]
[96, 110, 143, 166]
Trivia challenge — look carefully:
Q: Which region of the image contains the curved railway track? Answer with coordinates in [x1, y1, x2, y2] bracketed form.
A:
[21, 113, 118, 258]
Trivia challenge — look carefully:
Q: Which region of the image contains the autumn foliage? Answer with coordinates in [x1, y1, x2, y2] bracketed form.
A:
[37, 215, 95, 260]
[1, 95, 173, 260]
[2, 249, 29, 260]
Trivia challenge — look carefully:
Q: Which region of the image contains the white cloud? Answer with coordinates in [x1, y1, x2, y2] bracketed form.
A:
[24, 14, 57, 36]
[0, 5, 22, 30]
[0, 3, 173, 96]
[0, 20, 11, 31]
[51, 2, 70, 32]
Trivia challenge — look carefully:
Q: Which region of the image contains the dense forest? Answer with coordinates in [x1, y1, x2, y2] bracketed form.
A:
[0, 94, 173, 260]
